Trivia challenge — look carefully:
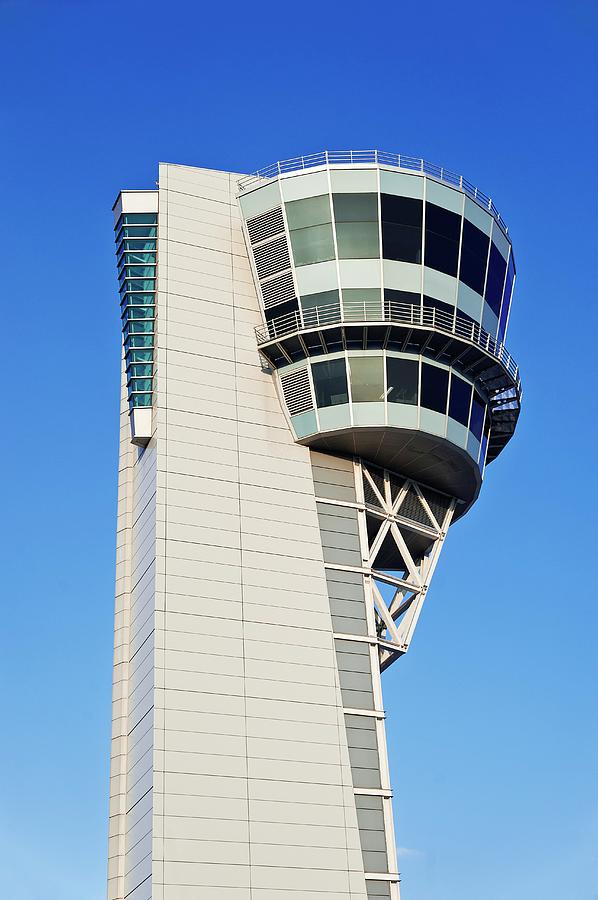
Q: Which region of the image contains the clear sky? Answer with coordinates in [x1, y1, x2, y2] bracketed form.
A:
[1, 1, 597, 898]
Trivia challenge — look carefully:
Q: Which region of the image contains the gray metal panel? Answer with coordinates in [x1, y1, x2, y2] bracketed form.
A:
[330, 598, 368, 621]
[332, 616, 368, 637]
[346, 725, 378, 750]
[335, 641, 371, 673]
[366, 881, 391, 898]
[323, 545, 362, 567]
[362, 849, 389, 872]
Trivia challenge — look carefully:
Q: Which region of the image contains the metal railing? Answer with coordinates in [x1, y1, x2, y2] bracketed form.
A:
[255, 300, 520, 389]
[237, 149, 508, 234]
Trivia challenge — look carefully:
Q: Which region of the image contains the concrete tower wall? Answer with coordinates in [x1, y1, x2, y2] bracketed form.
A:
[108, 165, 401, 900]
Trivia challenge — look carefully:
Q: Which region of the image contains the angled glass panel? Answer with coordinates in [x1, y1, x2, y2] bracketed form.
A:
[421, 362, 449, 413]
[130, 393, 152, 407]
[285, 194, 332, 230]
[484, 242, 507, 315]
[459, 219, 489, 295]
[381, 194, 422, 264]
[497, 253, 515, 342]
[128, 349, 154, 363]
[117, 225, 157, 239]
[469, 391, 485, 440]
[122, 305, 155, 320]
[424, 203, 461, 277]
[349, 356, 384, 402]
[122, 252, 156, 265]
[333, 193, 378, 222]
[119, 213, 157, 226]
[386, 357, 418, 404]
[127, 364, 153, 378]
[312, 358, 349, 407]
[290, 223, 335, 266]
[448, 373, 472, 425]
[336, 221, 379, 258]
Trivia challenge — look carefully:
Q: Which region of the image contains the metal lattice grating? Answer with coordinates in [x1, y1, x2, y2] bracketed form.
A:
[246, 207, 285, 245]
[419, 486, 451, 528]
[368, 468, 387, 505]
[253, 235, 291, 281]
[280, 367, 314, 416]
[363, 474, 383, 509]
[398, 485, 432, 526]
[388, 472, 406, 503]
[261, 271, 296, 309]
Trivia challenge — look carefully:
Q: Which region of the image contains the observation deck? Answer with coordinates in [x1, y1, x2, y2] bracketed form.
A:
[238, 150, 522, 514]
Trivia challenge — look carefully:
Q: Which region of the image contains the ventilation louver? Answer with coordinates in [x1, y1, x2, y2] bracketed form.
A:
[280, 368, 314, 416]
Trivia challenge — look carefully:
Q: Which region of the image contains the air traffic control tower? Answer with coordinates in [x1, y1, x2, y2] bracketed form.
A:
[108, 151, 521, 900]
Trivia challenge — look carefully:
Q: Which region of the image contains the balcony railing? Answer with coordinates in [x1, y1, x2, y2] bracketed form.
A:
[255, 300, 520, 390]
[238, 149, 508, 234]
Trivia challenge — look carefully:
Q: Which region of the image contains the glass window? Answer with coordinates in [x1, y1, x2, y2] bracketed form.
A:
[448, 373, 472, 425]
[343, 289, 381, 321]
[484, 242, 507, 315]
[497, 253, 515, 343]
[118, 212, 157, 226]
[124, 319, 154, 335]
[469, 391, 485, 440]
[290, 224, 335, 266]
[301, 289, 340, 311]
[381, 194, 422, 263]
[421, 363, 449, 413]
[121, 265, 155, 279]
[349, 356, 384, 402]
[333, 193, 378, 222]
[120, 279, 155, 294]
[386, 357, 418, 404]
[123, 252, 156, 265]
[129, 349, 154, 363]
[424, 203, 461, 276]
[312, 358, 349, 407]
[424, 295, 455, 320]
[336, 221, 379, 258]
[131, 393, 152, 407]
[125, 334, 154, 349]
[128, 363, 153, 378]
[129, 377, 153, 392]
[121, 292, 155, 307]
[264, 298, 298, 324]
[285, 195, 331, 230]
[122, 306, 155, 320]
[119, 239, 157, 252]
[459, 219, 489, 295]
[117, 225, 157, 239]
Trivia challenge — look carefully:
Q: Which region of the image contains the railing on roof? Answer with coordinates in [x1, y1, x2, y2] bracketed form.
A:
[238, 150, 508, 235]
[255, 299, 520, 391]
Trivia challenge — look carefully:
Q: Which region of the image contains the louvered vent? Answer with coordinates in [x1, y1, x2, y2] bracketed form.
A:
[253, 235, 291, 281]
[280, 368, 314, 416]
[261, 271, 296, 309]
[246, 207, 285, 245]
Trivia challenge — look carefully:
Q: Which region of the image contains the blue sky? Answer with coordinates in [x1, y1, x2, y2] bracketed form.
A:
[1, 1, 597, 897]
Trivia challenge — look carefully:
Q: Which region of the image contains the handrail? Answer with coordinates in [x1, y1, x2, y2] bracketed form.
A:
[238, 149, 508, 235]
[255, 300, 520, 391]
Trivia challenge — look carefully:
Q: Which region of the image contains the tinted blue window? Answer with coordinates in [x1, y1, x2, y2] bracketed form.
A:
[312, 359, 349, 407]
[469, 391, 485, 441]
[424, 203, 461, 277]
[381, 194, 422, 263]
[421, 363, 449, 413]
[459, 219, 489, 295]
[485, 243, 507, 316]
[448, 373, 472, 425]
[497, 253, 515, 342]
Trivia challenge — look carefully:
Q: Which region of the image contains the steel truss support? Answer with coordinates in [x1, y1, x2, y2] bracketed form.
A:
[320, 458, 456, 673]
